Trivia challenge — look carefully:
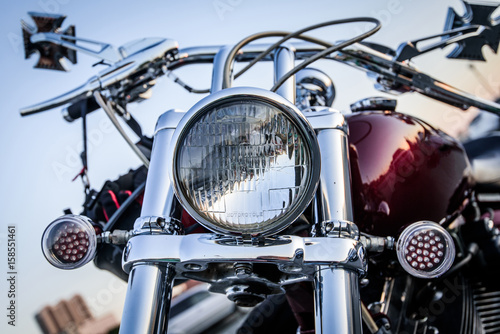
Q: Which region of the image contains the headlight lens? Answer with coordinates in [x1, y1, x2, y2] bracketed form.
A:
[171, 88, 320, 236]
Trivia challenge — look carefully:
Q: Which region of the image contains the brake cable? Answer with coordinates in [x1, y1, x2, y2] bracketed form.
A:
[222, 17, 381, 90]
[74, 98, 91, 193]
[170, 18, 380, 94]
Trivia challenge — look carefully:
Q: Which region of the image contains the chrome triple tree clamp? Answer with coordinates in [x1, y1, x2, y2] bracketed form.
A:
[121, 233, 368, 276]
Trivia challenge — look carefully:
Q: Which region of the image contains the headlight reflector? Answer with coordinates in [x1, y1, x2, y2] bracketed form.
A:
[171, 88, 320, 236]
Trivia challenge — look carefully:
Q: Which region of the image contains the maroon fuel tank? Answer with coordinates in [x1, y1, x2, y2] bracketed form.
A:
[346, 111, 474, 236]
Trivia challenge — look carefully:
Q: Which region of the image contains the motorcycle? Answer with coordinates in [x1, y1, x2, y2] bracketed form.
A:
[19, 1, 500, 333]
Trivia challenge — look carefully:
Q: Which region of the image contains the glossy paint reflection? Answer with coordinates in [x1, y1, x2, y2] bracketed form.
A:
[346, 111, 474, 236]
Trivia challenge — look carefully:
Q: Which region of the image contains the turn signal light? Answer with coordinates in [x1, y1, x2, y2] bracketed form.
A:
[396, 221, 455, 279]
[41, 215, 98, 269]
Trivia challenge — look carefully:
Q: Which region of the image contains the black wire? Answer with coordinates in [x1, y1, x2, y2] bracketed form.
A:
[81, 100, 89, 192]
[168, 71, 210, 94]
[171, 18, 380, 94]
[170, 31, 328, 94]
[222, 17, 381, 90]
[270, 18, 381, 92]
[222, 31, 328, 89]
[233, 32, 332, 80]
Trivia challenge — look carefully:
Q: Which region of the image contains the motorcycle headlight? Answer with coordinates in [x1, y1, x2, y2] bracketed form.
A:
[170, 87, 320, 236]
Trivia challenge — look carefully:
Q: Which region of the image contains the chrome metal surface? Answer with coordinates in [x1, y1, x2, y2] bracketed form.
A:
[307, 109, 353, 222]
[20, 38, 178, 116]
[296, 67, 335, 109]
[305, 107, 361, 333]
[170, 42, 323, 70]
[315, 220, 360, 239]
[380, 278, 395, 315]
[211, 46, 234, 92]
[350, 96, 397, 112]
[30, 31, 122, 62]
[273, 44, 296, 103]
[304, 108, 347, 131]
[98, 230, 130, 245]
[173, 42, 500, 115]
[133, 216, 165, 234]
[119, 264, 175, 334]
[314, 267, 362, 334]
[360, 235, 395, 252]
[337, 43, 500, 115]
[473, 282, 500, 333]
[168, 87, 320, 237]
[361, 302, 379, 334]
[153, 109, 185, 134]
[122, 234, 366, 274]
[21, 40, 500, 116]
[139, 110, 181, 220]
[133, 216, 183, 235]
[21, 80, 98, 116]
[94, 91, 150, 168]
[61, 107, 73, 122]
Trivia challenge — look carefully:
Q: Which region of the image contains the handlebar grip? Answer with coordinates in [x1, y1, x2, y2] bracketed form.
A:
[62, 97, 101, 122]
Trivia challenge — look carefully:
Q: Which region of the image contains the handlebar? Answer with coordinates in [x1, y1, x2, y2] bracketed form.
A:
[62, 97, 101, 122]
[20, 38, 500, 118]
[148, 42, 500, 117]
[19, 38, 179, 117]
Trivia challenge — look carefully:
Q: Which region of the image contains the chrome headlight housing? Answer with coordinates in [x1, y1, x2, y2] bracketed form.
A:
[169, 87, 320, 236]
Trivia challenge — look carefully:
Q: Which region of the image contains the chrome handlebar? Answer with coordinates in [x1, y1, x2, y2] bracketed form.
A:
[176, 42, 500, 115]
[19, 40, 500, 117]
[19, 38, 179, 116]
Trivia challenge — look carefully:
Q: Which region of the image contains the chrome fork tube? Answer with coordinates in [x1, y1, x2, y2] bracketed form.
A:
[121, 110, 184, 334]
[139, 128, 176, 219]
[119, 264, 175, 334]
[314, 268, 362, 334]
[273, 44, 296, 103]
[308, 111, 362, 334]
[316, 118, 353, 221]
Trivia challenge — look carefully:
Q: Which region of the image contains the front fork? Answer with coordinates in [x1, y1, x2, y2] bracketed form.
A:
[310, 110, 363, 333]
[315, 268, 362, 333]
[120, 264, 175, 334]
[120, 122, 179, 334]
[119, 46, 363, 333]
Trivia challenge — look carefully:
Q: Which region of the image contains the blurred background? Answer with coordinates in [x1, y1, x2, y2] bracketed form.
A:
[1, 0, 500, 333]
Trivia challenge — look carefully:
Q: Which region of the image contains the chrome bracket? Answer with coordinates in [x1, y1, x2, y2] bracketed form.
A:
[360, 235, 395, 253]
[122, 233, 367, 277]
[313, 220, 360, 240]
[98, 230, 131, 245]
[133, 216, 183, 235]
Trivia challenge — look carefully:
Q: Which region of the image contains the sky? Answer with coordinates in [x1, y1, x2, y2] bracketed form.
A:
[1, 0, 500, 333]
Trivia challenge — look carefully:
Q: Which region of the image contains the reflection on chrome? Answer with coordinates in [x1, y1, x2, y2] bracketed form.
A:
[176, 99, 312, 234]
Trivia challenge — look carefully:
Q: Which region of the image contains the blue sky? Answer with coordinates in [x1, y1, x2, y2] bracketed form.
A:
[1, 0, 500, 333]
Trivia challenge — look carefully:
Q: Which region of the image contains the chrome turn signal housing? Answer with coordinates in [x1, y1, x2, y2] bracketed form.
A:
[169, 87, 321, 236]
[41, 215, 97, 269]
[396, 221, 455, 279]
